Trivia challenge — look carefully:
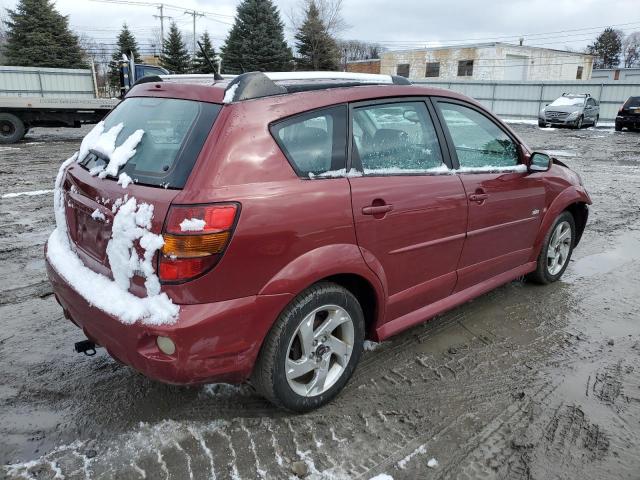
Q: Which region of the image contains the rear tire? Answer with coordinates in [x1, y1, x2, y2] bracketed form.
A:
[527, 211, 575, 285]
[593, 115, 599, 127]
[614, 124, 622, 132]
[252, 282, 365, 412]
[0, 113, 25, 144]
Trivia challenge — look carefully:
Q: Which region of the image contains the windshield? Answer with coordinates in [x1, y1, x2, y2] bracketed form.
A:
[80, 97, 220, 188]
[549, 96, 585, 107]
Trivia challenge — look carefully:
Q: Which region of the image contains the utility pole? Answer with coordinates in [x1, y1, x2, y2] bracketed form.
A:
[153, 4, 171, 52]
[185, 10, 205, 60]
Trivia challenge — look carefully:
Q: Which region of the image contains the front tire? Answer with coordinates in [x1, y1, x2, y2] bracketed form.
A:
[528, 211, 575, 284]
[252, 282, 365, 412]
[538, 120, 547, 128]
[575, 116, 583, 129]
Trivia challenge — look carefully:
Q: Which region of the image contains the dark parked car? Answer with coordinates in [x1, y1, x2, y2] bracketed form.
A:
[46, 72, 591, 411]
[539, 93, 599, 129]
[615, 96, 640, 131]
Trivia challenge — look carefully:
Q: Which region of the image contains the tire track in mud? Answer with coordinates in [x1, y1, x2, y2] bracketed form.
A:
[3, 284, 578, 480]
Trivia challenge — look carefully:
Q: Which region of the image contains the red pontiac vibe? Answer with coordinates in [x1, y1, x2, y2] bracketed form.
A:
[45, 72, 591, 411]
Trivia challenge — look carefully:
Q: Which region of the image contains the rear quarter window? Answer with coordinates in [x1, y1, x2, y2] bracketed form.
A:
[80, 97, 220, 188]
[270, 105, 347, 178]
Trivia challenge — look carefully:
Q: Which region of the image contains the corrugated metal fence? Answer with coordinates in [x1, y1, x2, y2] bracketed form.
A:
[0, 66, 96, 98]
[414, 79, 640, 121]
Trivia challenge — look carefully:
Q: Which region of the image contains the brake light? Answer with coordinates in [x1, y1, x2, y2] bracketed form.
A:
[159, 203, 239, 282]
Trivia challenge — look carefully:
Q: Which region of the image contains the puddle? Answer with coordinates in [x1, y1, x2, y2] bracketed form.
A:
[568, 230, 640, 278]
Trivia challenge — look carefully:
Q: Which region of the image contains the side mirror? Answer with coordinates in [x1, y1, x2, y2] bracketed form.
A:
[529, 152, 551, 172]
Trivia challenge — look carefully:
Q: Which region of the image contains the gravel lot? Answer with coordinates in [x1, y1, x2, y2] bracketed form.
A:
[1, 123, 639, 479]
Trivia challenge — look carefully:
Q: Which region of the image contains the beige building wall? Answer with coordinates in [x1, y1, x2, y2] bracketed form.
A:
[380, 44, 593, 81]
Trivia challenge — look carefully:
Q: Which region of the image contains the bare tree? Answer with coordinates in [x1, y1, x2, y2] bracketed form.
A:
[338, 39, 383, 63]
[622, 31, 640, 68]
[289, 0, 349, 37]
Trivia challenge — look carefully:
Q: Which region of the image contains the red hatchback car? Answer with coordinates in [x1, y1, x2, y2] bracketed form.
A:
[45, 72, 591, 411]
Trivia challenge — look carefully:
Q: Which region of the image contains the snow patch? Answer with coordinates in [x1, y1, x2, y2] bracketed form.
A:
[363, 340, 382, 351]
[80, 123, 144, 180]
[91, 209, 106, 222]
[106, 197, 164, 296]
[2, 189, 53, 199]
[544, 150, 576, 158]
[369, 475, 394, 480]
[427, 458, 439, 468]
[117, 172, 133, 188]
[396, 444, 427, 469]
[78, 121, 105, 162]
[47, 227, 178, 325]
[456, 164, 527, 173]
[223, 83, 239, 103]
[308, 168, 363, 179]
[179, 218, 206, 232]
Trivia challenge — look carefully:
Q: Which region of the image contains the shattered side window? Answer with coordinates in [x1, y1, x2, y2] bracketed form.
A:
[352, 102, 445, 175]
[438, 103, 518, 169]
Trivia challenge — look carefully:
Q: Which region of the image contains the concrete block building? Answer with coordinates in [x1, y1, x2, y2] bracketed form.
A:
[374, 42, 593, 81]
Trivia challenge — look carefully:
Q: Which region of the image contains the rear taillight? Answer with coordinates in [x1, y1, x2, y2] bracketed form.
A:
[159, 203, 239, 282]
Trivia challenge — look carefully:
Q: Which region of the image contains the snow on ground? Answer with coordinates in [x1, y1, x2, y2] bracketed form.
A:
[427, 458, 439, 468]
[180, 217, 207, 232]
[545, 150, 577, 157]
[363, 340, 382, 351]
[2, 189, 53, 199]
[369, 475, 394, 480]
[396, 444, 427, 469]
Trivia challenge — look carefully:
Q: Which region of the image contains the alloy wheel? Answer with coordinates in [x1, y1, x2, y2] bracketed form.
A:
[547, 220, 572, 275]
[285, 305, 355, 397]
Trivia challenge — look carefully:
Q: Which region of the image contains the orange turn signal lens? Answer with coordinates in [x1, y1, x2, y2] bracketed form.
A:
[162, 232, 230, 258]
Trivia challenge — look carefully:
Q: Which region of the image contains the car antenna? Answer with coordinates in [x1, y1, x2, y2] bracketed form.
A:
[197, 41, 223, 81]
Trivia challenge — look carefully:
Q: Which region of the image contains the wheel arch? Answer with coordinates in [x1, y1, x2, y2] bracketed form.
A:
[258, 243, 386, 339]
[530, 186, 590, 262]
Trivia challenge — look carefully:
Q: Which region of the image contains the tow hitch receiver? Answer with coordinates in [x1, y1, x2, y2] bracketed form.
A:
[75, 340, 97, 356]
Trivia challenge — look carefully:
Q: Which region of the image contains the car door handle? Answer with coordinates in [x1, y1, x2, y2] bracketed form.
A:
[468, 193, 489, 203]
[362, 204, 393, 215]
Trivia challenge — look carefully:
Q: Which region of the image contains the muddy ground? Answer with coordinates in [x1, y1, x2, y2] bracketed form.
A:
[1, 123, 639, 479]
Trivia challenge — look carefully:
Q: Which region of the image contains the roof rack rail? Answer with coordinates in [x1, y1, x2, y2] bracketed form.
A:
[223, 71, 411, 103]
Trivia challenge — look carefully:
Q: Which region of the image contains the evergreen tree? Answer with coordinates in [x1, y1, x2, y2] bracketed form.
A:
[294, 1, 339, 70]
[587, 28, 623, 68]
[2, 0, 86, 68]
[160, 22, 191, 74]
[108, 24, 141, 87]
[192, 31, 217, 74]
[222, 0, 292, 74]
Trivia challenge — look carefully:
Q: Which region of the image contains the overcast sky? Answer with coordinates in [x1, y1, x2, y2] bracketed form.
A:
[1, 0, 639, 55]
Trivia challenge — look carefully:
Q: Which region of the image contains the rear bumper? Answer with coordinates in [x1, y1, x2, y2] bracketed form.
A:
[46, 254, 292, 385]
[616, 116, 640, 129]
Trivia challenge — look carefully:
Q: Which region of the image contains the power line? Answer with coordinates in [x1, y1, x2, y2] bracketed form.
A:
[357, 20, 640, 45]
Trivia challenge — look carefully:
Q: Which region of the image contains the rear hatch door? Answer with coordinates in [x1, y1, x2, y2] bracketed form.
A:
[60, 96, 221, 297]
